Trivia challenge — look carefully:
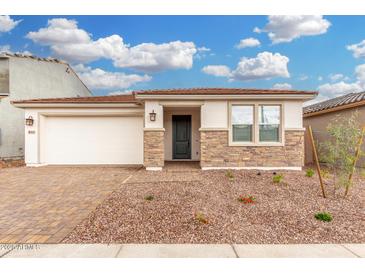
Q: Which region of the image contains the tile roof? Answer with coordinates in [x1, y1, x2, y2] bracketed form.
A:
[135, 87, 318, 96]
[0, 52, 67, 65]
[13, 94, 138, 104]
[12, 88, 317, 105]
[303, 91, 365, 115]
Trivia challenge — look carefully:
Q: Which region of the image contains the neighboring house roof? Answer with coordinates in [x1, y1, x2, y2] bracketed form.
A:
[0, 52, 92, 95]
[0, 52, 67, 65]
[12, 88, 317, 106]
[303, 91, 365, 117]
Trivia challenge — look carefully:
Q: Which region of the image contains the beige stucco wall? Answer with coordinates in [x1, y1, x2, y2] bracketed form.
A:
[303, 105, 365, 167]
[163, 107, 200, 161]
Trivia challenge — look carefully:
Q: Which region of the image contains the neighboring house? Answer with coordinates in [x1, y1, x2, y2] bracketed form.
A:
[0, 53, 91, 159]
[303, 91, 365, 167]
[13, 88, 317, 170]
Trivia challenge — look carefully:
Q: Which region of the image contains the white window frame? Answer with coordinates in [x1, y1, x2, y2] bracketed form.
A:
[228, 104, 255, 145]
[228, 102, 284, 146]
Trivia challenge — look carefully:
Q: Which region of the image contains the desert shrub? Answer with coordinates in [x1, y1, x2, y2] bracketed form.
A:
[195, 212, 208, 224]
[144, 195, 154, 201]
[237, 195, 256, 204]
[272, 174, 284, 184]
[226, 170, 234, 180]
[318, 112, 364, 196]
[305, 168, 315, 177]
[320, 168, 330, 179]
[314, 212, 333, 222]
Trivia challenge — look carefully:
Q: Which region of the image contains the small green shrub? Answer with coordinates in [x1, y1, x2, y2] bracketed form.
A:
[226, 170, 234, 180]
[195, 212, 208, 224]
[272, 174, 284, 184]
[144, 195, 154, 201]
[315, 212, 333, 222]
[320, 169, 330, 179]
[305, 168, 315, 177]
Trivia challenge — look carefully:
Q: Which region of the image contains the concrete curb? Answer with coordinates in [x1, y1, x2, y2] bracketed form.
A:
[1, 244, 364, 258]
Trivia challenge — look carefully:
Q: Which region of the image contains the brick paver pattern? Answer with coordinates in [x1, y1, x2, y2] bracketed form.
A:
[0, 166, 137, 243]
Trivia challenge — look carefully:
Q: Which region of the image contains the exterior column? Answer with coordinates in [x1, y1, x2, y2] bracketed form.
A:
[144, 129, 165, 170]
[144, 101, 164, 170]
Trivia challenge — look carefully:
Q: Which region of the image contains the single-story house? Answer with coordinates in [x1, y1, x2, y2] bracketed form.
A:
[12, 88, 317, 171]
[303, 91, 365, 167]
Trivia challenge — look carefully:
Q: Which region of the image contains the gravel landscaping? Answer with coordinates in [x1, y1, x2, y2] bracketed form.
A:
[63, 168, 365, 244]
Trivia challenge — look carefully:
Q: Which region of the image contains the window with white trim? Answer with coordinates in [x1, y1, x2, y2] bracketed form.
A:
[258, 105, 281, 142]
[230, 104, 282, 145]
[231, 105, 254, 142]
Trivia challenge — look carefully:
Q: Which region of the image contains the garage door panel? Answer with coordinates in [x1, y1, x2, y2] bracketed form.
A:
[41, 116, 143, 164]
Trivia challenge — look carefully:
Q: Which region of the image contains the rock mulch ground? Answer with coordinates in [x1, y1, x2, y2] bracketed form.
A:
[63, 168, 365, 244]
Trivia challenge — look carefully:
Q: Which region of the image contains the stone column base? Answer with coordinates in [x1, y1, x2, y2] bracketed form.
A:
[144, 129, 165, 169]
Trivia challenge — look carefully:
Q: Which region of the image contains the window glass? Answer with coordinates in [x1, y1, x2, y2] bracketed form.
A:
[232, 105, 253, 142]
[258, 105, 280, 142]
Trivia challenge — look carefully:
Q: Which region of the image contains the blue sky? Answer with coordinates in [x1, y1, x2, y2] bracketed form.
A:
[1, 15, 365, 103]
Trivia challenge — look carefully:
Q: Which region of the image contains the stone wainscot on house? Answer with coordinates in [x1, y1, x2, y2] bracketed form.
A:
[12, 88, 317, 171]
[0, 53, 91, 160]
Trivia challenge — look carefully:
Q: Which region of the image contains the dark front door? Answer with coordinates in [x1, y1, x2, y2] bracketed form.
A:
[172, 115, 191, 159]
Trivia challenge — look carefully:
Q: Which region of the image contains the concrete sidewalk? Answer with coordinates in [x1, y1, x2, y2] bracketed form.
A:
[1, 244, 364, 258]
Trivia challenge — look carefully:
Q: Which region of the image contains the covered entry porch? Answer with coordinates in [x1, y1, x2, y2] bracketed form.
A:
[143, 101, 202, 170]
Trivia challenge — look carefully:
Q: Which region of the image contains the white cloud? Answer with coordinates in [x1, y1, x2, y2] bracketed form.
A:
[203, 52, 290, 82]
[195, 46, 211, 59]
[26, 18, 90, 45]
[201, 65, 231, 77]
[318, 76, 323, 81]
[256, 15, 331, 44]
[27, 18, 198, 72]
[73, 64, 151, 90]
[231, 52, 290, 81]
[318, 81, 362, 97]
[236, 38, 260, 49]
[355, 64, 365, 88]
[197, 47, 210, 52]
[272, 83, 292, 90]
[316, 64, 365, 101]
[0, 15, 22, 33]
[329, 73, 344, 82]
[108, 90, 133, 95]
[347, 40, 365, 59]
[298, 75, 309, 81]
[113, 41, 197, 72]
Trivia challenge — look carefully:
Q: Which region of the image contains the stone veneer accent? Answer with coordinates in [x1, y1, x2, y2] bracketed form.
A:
[200, 130, 304, 168]
[144, 130, 165, 167]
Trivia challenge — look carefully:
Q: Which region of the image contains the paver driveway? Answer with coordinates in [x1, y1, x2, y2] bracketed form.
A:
[0, 166, 138, 243]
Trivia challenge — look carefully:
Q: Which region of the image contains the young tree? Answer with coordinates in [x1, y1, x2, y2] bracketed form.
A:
[319, 112, 364, 197]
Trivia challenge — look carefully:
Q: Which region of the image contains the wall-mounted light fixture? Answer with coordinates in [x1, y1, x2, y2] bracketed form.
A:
[25, 116, 34, 126]
[149, 110, 156, 122]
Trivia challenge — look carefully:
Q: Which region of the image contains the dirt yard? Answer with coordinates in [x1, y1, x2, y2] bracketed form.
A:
[63, 167, 365, 244]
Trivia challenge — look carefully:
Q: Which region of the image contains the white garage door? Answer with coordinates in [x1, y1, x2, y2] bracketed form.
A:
[41, 116, 143, 165]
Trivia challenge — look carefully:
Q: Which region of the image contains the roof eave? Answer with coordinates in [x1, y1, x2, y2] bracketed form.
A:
[303, 100, 365, 118]
[11, 102, 142, 108]
[135, 93, 317, 100]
